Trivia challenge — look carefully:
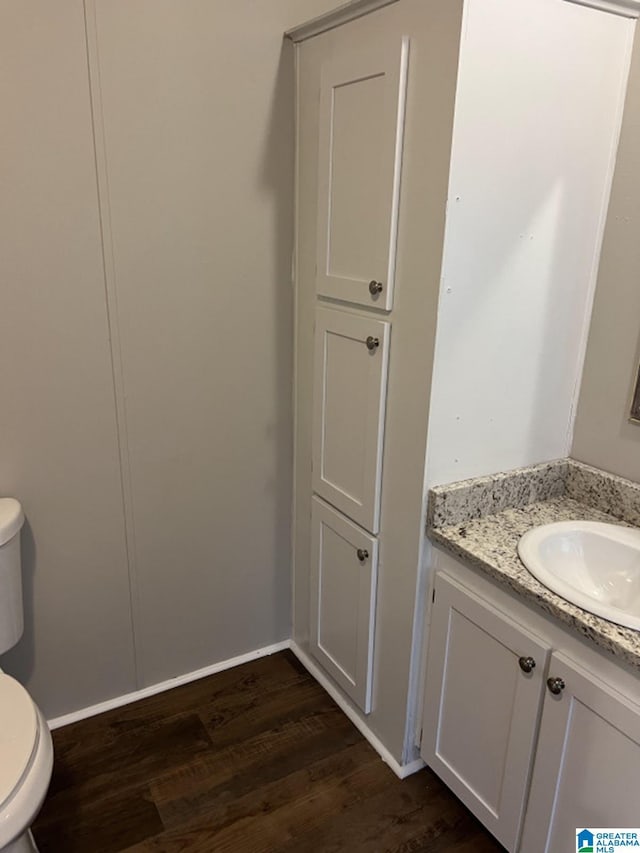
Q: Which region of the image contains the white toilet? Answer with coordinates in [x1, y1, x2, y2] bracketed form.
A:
[0, 500, 53, 853]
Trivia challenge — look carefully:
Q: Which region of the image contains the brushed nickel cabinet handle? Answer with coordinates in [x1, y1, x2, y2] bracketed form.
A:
[547, 676, 566, 695]
[518, 656, 536, 674]
[356, 548, 369, 563]
[365, 336, 379, 351]
[369, 280, 383, 295]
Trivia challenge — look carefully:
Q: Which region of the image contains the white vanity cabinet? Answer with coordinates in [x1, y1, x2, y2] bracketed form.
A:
[422, 573, 550, 851]
[421, 551, 640, 853]
[520, 652, 640, 853]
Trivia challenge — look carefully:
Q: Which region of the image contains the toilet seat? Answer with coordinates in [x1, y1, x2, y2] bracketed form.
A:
[0, 675, 38, 810]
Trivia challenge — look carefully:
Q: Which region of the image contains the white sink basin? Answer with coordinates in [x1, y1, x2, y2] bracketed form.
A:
[518, 521, 640, 631]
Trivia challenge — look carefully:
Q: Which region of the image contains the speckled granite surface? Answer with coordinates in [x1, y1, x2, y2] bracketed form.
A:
[427, 460, 640, 672]
[567, 461, 640, 527]
[428, 458, 640, 529]
[427, 459, 568, 529]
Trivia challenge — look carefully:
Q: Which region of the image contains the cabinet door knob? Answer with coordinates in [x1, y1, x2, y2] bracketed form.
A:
[518, 656, 536, 674]
[547, 676, 566, 695]
[356, 548, 369, 563]
[365, 336, 380, 351]
[369, 280, 383, 295]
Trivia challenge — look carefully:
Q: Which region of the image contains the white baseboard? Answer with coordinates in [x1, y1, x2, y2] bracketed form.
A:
[47, 637, 425, 782]
[47, 640, 290, 730]
[289, 641, 425, 780]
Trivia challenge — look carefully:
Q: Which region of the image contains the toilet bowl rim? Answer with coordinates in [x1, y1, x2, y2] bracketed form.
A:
[0, 707, 53, 849]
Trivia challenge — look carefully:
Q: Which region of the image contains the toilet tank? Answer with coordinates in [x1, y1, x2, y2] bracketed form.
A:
[0, 499, 25, 656]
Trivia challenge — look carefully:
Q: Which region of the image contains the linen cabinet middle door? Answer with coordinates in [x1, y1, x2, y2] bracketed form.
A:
[312, 307, 390, 534]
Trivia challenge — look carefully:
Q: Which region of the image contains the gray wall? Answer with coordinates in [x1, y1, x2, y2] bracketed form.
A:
[1, 0, 341, 718]
[572, 32, 640, 481]
[0, 1, 137, 715]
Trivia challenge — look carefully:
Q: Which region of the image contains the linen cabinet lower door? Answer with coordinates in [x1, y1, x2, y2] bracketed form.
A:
[310, 497, 378, 714]
[520, 652, 640, 853]
[421, 574, 549, 852]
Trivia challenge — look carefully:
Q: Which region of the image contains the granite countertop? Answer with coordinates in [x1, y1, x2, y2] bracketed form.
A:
[427, 459, 640, 672]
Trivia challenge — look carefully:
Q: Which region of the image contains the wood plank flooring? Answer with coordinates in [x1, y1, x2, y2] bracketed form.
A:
[33, 651, 504, 852]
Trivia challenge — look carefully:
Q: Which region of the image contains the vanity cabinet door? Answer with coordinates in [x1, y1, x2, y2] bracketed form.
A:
[312, 306, 390, 534]
[421, 573, 550, 852]
[315, 37, 409, 311]
[520, 651, 640, 853]
[310, 497, 378, 714]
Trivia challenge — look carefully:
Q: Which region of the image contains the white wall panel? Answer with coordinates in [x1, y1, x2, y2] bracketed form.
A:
[426, 0, 633, 486]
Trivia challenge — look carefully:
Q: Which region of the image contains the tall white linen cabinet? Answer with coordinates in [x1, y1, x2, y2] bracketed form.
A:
[288, 0, 464, 768]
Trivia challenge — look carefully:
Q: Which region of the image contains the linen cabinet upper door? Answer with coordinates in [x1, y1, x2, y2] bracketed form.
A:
[316, 38, 409, 312]
[313, 307, 390, 534]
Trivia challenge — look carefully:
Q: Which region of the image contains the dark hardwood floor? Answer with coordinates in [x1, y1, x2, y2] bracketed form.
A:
[33, 651, 503, 852]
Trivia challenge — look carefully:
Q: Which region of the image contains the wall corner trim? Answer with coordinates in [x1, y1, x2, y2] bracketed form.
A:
[290, 641, 425, 779]
[285, 0, 400, 43]
[563, 0, 640, 18]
